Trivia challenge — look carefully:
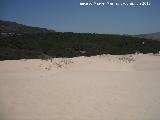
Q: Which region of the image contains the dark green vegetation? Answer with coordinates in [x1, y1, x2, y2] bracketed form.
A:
[1, 32, 160, 60]
[0, 20, 160, 60]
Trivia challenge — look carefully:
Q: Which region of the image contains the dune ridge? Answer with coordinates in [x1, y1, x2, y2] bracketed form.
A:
[0, 54, 160, 120]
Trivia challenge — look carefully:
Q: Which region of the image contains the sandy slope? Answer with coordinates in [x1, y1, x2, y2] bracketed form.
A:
[0, 54, 160, 120]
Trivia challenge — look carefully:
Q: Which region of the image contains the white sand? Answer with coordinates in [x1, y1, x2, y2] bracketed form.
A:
[0, 54, 160, 120]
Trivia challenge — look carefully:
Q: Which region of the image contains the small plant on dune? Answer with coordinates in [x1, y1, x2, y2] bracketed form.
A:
[60, 58, 73, 65]
[54, 62, 63, 68]
[118, 55, 135, 63]
[53, 58, 74, 68]
[45, 65, 52, 70]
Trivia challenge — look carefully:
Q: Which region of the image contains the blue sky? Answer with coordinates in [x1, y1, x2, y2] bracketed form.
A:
[0, 0, 160, 34]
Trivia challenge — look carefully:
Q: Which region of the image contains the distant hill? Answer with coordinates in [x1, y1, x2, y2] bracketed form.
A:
[0, 20, 55, 34]
[135, 32, 160, 41]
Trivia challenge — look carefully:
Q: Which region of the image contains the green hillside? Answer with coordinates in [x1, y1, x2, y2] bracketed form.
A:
[1, 32, 160, 60]
[0, 20, 160, 60]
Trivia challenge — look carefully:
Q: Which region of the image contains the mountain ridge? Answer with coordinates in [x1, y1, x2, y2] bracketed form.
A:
[135, 32, 160, 41]
[0, 20, 55, 34]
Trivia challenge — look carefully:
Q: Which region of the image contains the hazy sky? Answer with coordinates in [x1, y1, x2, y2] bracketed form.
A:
[0, 0, 160, 34]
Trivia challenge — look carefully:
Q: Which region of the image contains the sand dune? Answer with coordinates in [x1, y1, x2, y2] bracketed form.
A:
[0, 54, 160, 120]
